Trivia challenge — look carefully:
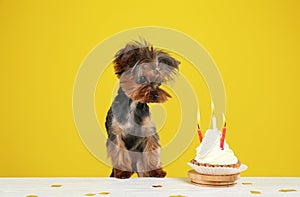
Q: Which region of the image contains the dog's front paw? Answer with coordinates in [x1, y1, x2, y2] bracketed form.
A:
[114, 169, 133, 179]
[148, 168, 167, 178]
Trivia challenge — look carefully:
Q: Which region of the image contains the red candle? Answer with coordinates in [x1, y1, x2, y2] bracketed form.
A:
[220, 122, 226, 150]
[197, 124, 203, 143]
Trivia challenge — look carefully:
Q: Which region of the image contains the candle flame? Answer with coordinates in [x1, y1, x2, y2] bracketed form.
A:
[211, 101, 217, 130]
[197, 111, 200, 122]
[222, 113, 226, 127]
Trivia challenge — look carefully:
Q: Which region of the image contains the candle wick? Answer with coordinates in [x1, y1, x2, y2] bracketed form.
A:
[224, 122, 227, 127]
[197, 124, 200, 129]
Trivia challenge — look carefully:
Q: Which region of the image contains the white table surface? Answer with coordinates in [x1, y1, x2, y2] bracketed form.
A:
[0, 177, 299, 197]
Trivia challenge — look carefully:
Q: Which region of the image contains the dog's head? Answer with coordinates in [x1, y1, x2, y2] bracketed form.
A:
[113, 40, 180, 103]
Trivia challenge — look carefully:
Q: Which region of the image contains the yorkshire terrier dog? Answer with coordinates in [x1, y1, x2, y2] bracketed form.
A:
[105, 40, 180, 178]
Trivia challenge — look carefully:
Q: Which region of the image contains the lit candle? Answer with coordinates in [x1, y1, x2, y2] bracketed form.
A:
[220, 113, 227, 150]
[197, 111, 203, 142]
[211, 102, 217, 130]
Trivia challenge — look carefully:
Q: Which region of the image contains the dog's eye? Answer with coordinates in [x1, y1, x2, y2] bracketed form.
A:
[137, 76, 147, 84]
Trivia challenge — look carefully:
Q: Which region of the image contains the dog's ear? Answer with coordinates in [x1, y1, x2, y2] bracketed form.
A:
[155, 52, 180, 82]
[158, 54, 180, 70]
[113, 44, 141, 78]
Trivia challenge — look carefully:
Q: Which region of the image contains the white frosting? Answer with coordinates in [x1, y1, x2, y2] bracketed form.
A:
[195, 129, 238, 165]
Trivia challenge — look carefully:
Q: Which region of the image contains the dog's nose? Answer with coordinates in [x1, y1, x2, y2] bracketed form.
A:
[152, 93, 159, 101]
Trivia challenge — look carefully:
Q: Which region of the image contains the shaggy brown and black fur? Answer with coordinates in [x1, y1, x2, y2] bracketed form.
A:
[105, 40, 180, 178]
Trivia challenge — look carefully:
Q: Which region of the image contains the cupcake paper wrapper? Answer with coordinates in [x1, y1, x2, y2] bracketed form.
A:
[188, 162, 248, 175]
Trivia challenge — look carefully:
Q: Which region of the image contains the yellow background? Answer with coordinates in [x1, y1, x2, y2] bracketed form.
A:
[1, 0, 300, 177]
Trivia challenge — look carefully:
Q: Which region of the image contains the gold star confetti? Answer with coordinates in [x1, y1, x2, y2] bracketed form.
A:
[99, 192, 110, 195]
[279, 189, 296, 192]
[250, 190, 261, 194]
[51, 184, 62, 187]
[26, 195, 38, 197]
[85, 193, 96, 196]
[169, 195, 186, 197]
[242, 182, 253, 185]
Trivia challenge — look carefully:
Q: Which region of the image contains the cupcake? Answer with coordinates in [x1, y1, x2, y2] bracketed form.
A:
[188, 128, 247, 186]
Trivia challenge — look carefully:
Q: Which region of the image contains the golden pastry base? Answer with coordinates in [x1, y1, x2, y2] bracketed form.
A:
[188, 170, 240, 187]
